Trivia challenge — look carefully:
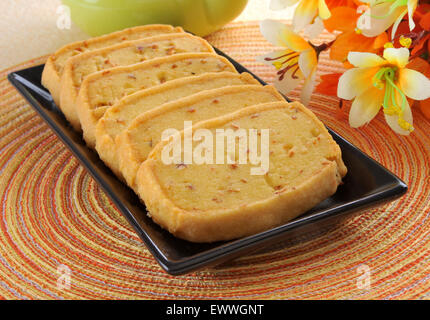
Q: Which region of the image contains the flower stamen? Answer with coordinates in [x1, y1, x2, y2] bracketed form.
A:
[265, 52, 300, 74]
[277, 63, 300, 81]
[399, 35, 412, 48]
[373, 66, 414, 132]
[264, 51, 297, 62]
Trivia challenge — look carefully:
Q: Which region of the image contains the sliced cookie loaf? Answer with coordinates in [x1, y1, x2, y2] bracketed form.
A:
[136, 101, 347, 242]
[76, 53, 236, 147]
[42, 24, 183, 104]
[95, 72, 259, 177]
[116, 85, 285, 189]
[60, 33, 215, 130]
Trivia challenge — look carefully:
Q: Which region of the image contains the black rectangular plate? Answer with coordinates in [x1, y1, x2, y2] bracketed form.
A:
[8, 48, 407, 275]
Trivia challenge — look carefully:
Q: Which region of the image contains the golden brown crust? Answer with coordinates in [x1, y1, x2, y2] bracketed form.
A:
[140, 154, 340, 242]
[136, 102, 347, 242]
[59, 61, 82, 130]
[41, 58, 62, 105]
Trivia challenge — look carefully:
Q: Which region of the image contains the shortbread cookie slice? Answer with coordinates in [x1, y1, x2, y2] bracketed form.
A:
[136, 101, 347, 242]
[96, 72, 259, 177]
[77, 53, 236, 147]
[60, 32, 214, 131]
[117, 85, 285, 189]
[42, 24, 183, 104]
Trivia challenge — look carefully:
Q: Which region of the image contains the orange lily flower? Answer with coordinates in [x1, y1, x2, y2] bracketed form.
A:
[325, 0, 362, 9]
[324, 6, 388, 62]
[409, 5, 430, 56]
[316, 73, 343, 97]
[316, 73, 348, 119]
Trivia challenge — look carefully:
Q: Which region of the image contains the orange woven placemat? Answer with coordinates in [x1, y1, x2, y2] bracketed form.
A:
[0, 21, 429, 300]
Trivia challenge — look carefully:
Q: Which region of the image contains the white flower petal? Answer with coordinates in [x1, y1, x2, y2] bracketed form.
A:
[300, 66, 318, 106]
[260, 20, 288, 47]
[348, 52, 385, 68]
[383, 47, 410, 68]
[318, 0, 331, 20]
[303, 17, 325, 40]
[274, 66, 304, 95]
[398, 68, 430, 100]
[358, 2, 405, 37]
[298, 49, 317, 78]
[338, 67, 380, 100]
[293, 0, 318, 32]
[408, 0, 417, 31]
[260, 19, 310, 51]
[349, 86, 384, 128]
[384, 100, 413, 135]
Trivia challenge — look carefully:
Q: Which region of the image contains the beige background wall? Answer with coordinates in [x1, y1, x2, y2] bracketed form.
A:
[0, 0, 294, 69]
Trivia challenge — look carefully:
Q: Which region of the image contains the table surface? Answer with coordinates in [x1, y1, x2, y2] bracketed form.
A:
[1, 3, 430, 299]
[0, 0, 294, 70]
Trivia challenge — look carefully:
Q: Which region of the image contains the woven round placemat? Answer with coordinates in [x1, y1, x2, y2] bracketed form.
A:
[0, 21, 429, 300]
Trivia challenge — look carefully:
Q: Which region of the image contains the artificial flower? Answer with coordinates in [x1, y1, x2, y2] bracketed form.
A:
[408, 4, 430, 55]
[316, 73, 347, 119]
[406, 56, 430, 119]
[389, 19, 427, 53]
[325, 0, 361, 9]
[257, 20, 319, 105]
[338, 47, 430, 134]
[325, 6, 388, 62]
[270, 0, 332, 32]
[303, 17, 326, 40]
[417, 2, 430, 30]
[357, 0, 418, 39]
[316, 73, 343, 97]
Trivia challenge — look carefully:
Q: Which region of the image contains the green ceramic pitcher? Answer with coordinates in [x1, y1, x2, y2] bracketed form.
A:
[62, 0, 249, 37]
